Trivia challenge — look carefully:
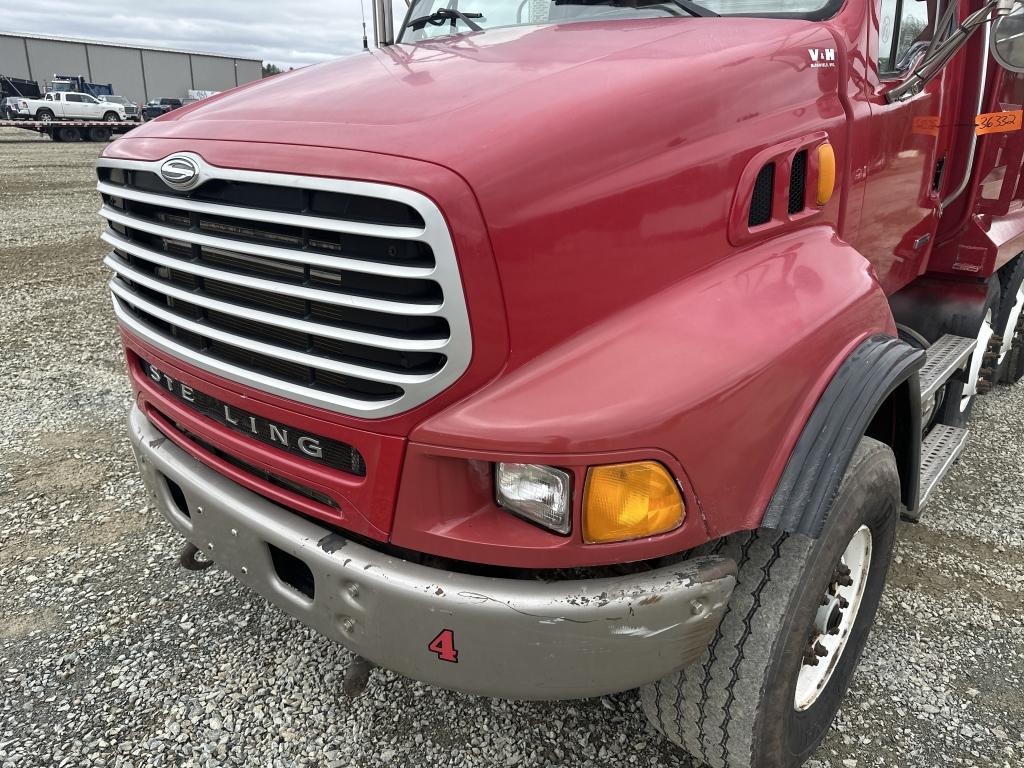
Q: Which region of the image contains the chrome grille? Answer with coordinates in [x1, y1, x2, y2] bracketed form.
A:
[97, 154, 471, 418]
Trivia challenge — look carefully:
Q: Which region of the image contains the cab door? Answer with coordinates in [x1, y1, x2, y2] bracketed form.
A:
[45, 92, 65, 118]
[851, 0, 948, 294]
[80, 94, 103, 119]
[64, 93, 90, 119]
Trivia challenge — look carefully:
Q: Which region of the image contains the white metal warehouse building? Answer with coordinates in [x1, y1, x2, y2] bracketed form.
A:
[0, 32, 263, 105]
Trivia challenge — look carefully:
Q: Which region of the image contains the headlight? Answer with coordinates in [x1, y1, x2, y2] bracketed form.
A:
[495, 463, 572, 535]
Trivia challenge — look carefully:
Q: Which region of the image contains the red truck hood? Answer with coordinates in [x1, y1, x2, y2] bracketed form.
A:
[134, 17, 833, 171]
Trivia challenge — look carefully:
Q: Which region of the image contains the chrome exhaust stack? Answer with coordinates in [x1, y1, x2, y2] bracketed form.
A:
[372, 0, 396, 47]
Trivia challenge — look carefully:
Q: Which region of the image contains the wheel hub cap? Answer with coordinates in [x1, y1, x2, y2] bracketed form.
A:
[794, 525, 873, 711]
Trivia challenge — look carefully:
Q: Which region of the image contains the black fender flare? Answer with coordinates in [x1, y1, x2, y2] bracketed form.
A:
[761, 335, 925, 537]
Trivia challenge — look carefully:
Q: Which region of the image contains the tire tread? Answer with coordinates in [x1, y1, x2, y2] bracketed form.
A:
[641, 439, 895, 768]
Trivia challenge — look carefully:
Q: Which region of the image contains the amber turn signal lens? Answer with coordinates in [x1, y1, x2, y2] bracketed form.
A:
[817, 143, 836, 206]
[583, 461, 685, 544]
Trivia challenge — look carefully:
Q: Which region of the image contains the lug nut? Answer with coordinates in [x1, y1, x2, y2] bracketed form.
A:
[341, 617, 356, 633]
[347, 583, 359, 599]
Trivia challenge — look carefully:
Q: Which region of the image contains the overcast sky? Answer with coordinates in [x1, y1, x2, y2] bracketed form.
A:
[2, 0, 406, 69]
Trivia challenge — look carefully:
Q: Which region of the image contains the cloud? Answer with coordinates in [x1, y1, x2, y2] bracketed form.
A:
[1, 0, 408, 69]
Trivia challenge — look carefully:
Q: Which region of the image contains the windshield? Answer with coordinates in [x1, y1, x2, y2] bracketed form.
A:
[400, 0, 831, 39]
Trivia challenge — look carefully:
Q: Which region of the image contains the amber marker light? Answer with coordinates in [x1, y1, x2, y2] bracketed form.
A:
[582, 461, 685, 544]
[817, 143, 836, 206]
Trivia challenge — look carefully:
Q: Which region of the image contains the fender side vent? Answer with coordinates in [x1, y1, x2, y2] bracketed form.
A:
[788, 150, 808, 214]
[748, 163, 775, 226]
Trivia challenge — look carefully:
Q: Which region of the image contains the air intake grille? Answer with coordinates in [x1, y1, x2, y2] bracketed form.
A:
[788, 150, 808, 215]
[748, 163, 775, 227]
[97, 156, 471, 418]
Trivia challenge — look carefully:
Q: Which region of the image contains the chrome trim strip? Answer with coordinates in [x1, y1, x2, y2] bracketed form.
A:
[101, 230, 443, 316]
[97, 179, 427, 241]
[99, 153, 472, 419]
[99, 204, 436, 280]
[104, 254, 449, 353]
[110, 281, 438, 386]
[112, 298, 403, 414]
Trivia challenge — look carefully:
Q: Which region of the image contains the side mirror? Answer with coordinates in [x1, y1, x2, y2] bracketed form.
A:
[992, 6, 1024, 72]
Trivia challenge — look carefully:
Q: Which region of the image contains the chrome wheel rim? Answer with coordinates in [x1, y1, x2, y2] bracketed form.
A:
[961, 309, 995, 411]
[794, 525, 872, 711]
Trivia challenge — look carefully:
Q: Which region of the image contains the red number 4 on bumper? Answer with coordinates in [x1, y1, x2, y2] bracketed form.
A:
[429, 629, 458, 663]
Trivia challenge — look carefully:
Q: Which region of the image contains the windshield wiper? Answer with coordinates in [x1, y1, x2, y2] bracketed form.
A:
[407, 7, 485, 32]
[662, 0, 718, 18]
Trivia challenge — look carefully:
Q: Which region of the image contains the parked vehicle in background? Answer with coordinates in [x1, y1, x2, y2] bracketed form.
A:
[99, 95, 141, 121]
[1, 75, 41, 119]
[1, 75, 41, 101]
[2, 98, 22, 120]
[142, 98, 182, 121]
[18, 91, 126, 122]
[49, 74, 114, 98]
[97, 1, 1024, 767]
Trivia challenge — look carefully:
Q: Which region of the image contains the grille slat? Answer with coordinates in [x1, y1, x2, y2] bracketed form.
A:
[109, 279, 436, 385]
[102, 231, 441, 316]
[105, 254, 448, 352]
[97, 179, 425, 239]
[100, 204, 436, 280]
[99, 155, 471, 418]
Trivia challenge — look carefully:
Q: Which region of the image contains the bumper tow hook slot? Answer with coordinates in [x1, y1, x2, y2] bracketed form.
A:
[342, 655, 376, 698]
[179, 541, 214, 572]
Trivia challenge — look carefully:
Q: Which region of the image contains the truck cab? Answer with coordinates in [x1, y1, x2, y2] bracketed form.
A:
[97, 1, 1024, 766]
[33, 90, 126, 121]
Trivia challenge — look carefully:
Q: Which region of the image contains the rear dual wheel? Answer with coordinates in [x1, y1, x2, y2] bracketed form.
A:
[56, 126, 81, 142]
[87, 126, 112, 142]
[995, 255, 1024, 385]
[933, 278, 1001, 427]
[641, 438, 899, 768]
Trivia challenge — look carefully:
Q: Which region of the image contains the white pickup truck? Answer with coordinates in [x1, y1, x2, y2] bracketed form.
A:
[11, 91, 127, 122]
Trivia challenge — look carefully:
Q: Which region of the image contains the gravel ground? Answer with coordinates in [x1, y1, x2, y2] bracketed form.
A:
[0, 126, 1022, 768]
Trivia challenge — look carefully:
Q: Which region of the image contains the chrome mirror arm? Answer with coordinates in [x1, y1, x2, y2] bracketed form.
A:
[886, 1, 1005, 103]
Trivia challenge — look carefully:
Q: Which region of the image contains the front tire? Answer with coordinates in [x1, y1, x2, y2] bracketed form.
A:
[103, 111, 119, 122]
[641, 437, 899, 768]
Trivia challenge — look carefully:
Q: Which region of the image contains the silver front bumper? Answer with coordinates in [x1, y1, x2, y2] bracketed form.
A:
[129, 405, 735, 700]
